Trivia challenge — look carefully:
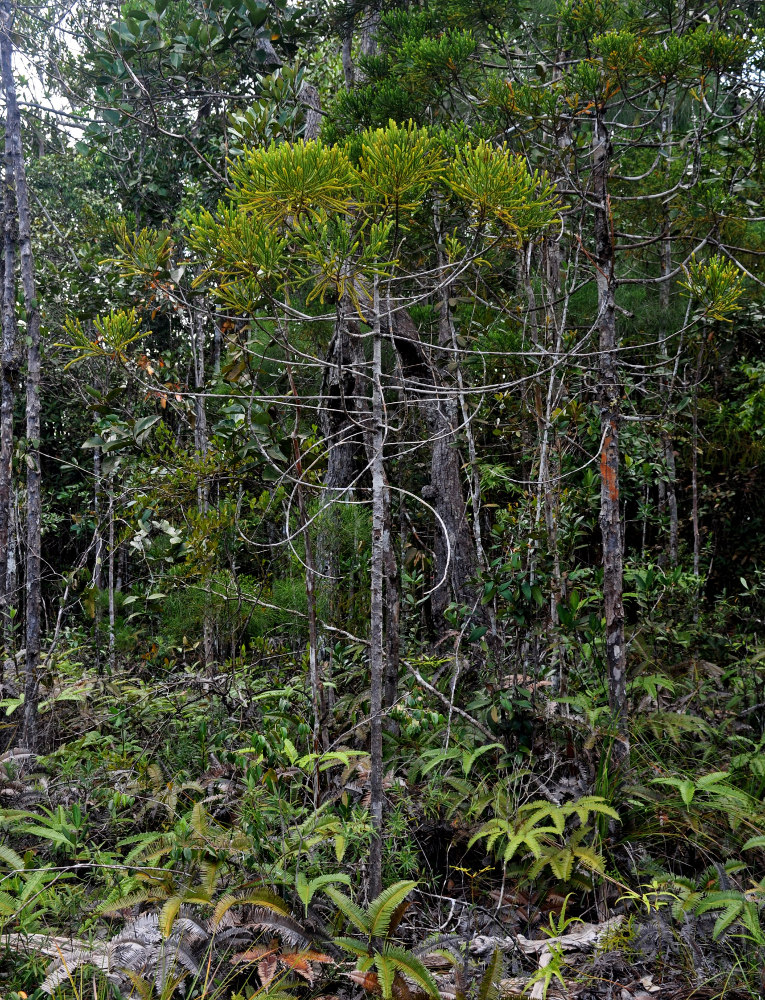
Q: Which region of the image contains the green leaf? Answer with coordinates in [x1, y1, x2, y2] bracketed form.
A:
[384, 945, 439, 999]
[296, 871, 310, 907]
[374, 953, 396, 1000]
[324, 886, 369, 934]
[368, 880, 418, 938]
[462, 743, 504, 776]
[334, 935, 371, 958]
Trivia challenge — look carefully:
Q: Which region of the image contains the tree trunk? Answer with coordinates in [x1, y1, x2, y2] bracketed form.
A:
[191, 301, 215, 671]
[368, 276, 385, 901]
[287, 362, 327, 757]
[108, 476, 116, 674]
[341, 25, 354, 89]
[662, 431, 678, 566]
[93, 445, 103, 673]
[4, 482, 15, 654]
[388, 308, 482, 625]
[0, 119, 15, 653]
[592, 107, 627, 734]
[1, 2, 42, 749]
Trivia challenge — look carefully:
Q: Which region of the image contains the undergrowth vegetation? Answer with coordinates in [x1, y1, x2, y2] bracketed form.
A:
[1, 609, 765, 997]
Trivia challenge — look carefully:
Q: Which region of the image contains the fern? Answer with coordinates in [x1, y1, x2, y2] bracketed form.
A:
[693, 889, 765, 943]
[211, 888, 290, 928]
[295, 871, 351, 911]
[382, 944, 439, 999]
[323, 885, 370, 933]
[368, 880, 418, 938]
[477, 948, 503, 1000]
[468, 795, 617, 877]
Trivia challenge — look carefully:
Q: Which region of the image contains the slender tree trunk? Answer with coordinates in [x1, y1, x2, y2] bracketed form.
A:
[341, 25, 354, 89]
[287, 364, 327, 757]
[368, 276, 385, 901]
[658, 92, 679, 567]
[0, 121, 15, 654]
[191, 302, 215, 671]
[592, 107, 627, 734]
[108, 476, 116, 674]
[382, 487, 399, 718]
[662, 431, 679, 565]
[93, 445, 102, 673]
[4, 482, 15, 654]
[1, 3, 42, 748]
[691, 343, 703, 616]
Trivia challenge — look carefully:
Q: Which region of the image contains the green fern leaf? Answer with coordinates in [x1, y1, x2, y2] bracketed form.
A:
[573, 846, 605, 873]
[741, 901, 765, 944]
[712, 901, 743, 939]
[211, 888, 289, 928]
[368, 880, 418, 938]
[742, 835, 765, 850]
[323, 886, 370, 934]
[0, 844, 25, 871]
[374, 953, 397, 999]
[384, 945, 440, 999]
[334, 935, 371, 958]
[477, 947, 503, 1000]
[159, 895, 183, 938]
[98, 889, 164, 914]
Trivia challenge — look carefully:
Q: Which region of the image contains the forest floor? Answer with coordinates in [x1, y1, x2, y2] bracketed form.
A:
[0, 645, 763, 1000]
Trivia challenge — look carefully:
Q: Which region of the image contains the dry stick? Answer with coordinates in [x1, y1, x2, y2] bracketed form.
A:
[407, 660, 494, 743]
[1, 1, 42, 749]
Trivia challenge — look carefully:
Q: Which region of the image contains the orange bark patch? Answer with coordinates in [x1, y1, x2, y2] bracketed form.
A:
[600, 431, 619, 503]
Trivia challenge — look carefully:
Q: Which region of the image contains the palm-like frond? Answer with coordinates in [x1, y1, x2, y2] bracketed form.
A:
[211, 888, 290, 928]
[368, 880, 418, 939]
[477, 948, 503, 1000]
[383, 944, 440, 999]
[323, 885, 370, 934]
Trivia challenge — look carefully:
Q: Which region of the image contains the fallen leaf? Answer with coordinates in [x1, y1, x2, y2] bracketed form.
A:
[259, 952, 278, 986]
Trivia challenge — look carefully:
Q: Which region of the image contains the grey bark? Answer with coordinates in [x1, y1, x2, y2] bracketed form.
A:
[368, 276, 385, 901]
[93, 445, 102, 672]
[389, 308, 481, 624]
[0, 113, 15, 653]
[108, 475, 116, 674]
[1, 2, 42, 749]
[592, 107, 627, 733]
[191, 302, 215, 671]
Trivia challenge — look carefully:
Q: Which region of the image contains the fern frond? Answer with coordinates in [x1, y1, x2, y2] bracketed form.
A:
[159, 895, 183, 938]
[384, 945, 440, 998]
[211, 888, 290, 928]
[374, 953, 396, 999]
[0, 844, 25, 871]
[98, 889, 165, 914]
[478, 948, 503, 1000]
[323, 886, 369, 934]
[334, 935, 371, 958]
[368, 880, 417, 938]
